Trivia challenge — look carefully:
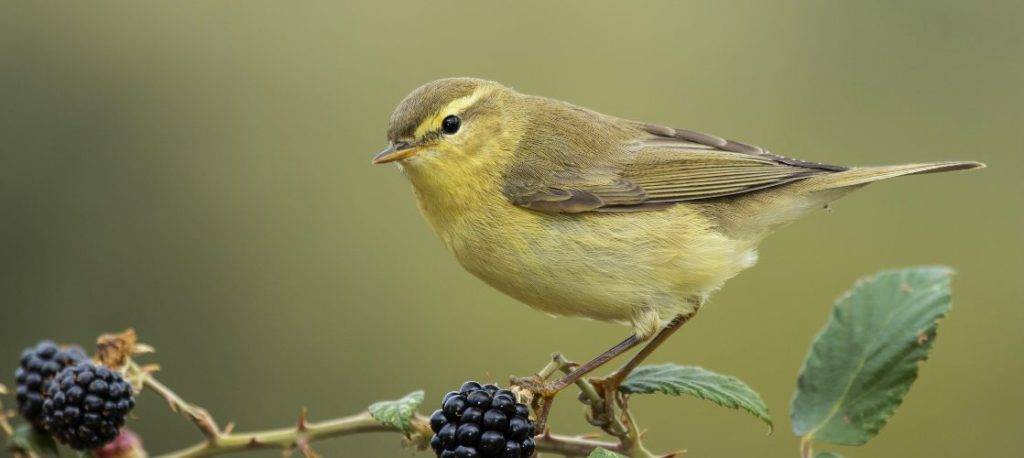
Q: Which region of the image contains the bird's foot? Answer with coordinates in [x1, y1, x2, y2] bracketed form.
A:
[586, 375, 622, 426]
[590, 365, 631, 400]
[509, 372, 574, 435]
[509, 374, 562, 399]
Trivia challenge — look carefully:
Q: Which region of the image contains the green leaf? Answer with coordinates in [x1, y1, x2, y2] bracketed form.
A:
[816, 452, 844, 458]
[620, 364, 773, 430]
[791, 266, 953, 445]
[8, 424, 59, 456]
[588, 448, 627, 457]
[368, 390, 424, 434]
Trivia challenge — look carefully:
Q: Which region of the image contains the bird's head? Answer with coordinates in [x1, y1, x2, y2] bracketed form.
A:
[373, 78, 522, 179]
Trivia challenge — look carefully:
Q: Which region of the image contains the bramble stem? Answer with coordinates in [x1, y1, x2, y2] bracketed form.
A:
[552, 353, 660, 457]
[553, 354, 602, 405]
[155, 411, 423, 458]
[137, 359, 632, 457]
[157, 408, 626, 458]
[537, 432, 625, 456]
[138, 369, 221, 440]
[0, 402, 13, 438]
[800, 437, 814, 458]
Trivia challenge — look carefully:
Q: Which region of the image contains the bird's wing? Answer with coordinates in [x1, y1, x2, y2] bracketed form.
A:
[505, 123, 846, 213]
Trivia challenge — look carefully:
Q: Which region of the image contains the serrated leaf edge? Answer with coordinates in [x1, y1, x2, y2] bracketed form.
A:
[793, 266, 953, 444]
[620, 363, 773, 431]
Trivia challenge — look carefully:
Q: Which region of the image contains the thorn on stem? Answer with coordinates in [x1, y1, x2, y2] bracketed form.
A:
[297, 407, 309, 432]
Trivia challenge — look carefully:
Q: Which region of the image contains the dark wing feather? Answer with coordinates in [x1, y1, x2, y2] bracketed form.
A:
[640, 124, 846, 171]
[506, 122, 846, 214]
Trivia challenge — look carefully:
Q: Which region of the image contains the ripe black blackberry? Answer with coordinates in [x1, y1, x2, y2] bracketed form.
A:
[429, 381, 536, 458]
[14, 341, 88, 429]
[42, 362, 135, 450]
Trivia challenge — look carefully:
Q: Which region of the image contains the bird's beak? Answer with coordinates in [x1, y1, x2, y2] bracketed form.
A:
[372, 142, 418, 164]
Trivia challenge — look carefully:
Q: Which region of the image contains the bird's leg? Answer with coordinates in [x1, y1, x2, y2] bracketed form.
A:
[546, 334, 642, 394]
[592, 312, 694, 408]
[511, 333, 641, 398]
[514, 311, 696, 433]
[511, 334, 643, 434]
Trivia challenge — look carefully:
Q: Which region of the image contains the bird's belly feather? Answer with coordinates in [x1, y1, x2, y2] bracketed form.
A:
[435, 202, 758, 328]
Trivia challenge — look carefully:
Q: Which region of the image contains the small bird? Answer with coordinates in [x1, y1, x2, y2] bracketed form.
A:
[373, 77, 982, 401]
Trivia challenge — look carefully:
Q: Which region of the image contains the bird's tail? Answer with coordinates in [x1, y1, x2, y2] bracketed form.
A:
[721, 160, 983, 240]
[801, 161, 985, 192]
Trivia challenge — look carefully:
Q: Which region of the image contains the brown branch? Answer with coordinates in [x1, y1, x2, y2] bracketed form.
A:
[0, 417, 13, 443]
[550, 354, 628, 438]
[155, 411, 410, 458]
[0, 405, 13, 439]
[0, 384, 10, 437]
[507, 353, 664, 457]
[136, 360, 630, 457]
[538, 432, 624, 456]
[156, 408, 625, 458]
[136, 367, 221, 440]
[551, 354, 661, 457]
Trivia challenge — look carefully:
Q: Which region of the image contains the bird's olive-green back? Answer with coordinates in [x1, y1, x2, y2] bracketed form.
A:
[500, 91, 847, 213]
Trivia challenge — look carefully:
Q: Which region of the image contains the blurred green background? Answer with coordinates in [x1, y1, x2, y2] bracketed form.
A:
[2, 1, 1021, 457]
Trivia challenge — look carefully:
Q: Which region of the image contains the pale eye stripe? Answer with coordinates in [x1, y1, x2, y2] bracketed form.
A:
[412, 86, 496, 138]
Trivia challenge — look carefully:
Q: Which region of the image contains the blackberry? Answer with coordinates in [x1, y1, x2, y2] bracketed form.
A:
[429, 381, 536, 457]
[42, 362, 135, 450]
[14, 340, 88, 428]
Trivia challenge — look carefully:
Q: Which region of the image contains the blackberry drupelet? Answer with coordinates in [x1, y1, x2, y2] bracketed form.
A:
[42, 362, 135, 450]
[14, 340, 88, 428]
[429, 381, 536, 457]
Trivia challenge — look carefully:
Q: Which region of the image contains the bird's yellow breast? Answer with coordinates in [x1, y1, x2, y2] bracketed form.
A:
[400, 156, 758, 337]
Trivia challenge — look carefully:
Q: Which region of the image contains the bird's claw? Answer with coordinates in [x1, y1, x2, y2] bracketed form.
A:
[510, 374, 566, 435]
[509, 374, 560, 399]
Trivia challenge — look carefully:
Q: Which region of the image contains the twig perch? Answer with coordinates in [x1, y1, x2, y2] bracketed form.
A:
[4, 330, 664, 457]
[133, 360, 628, 457]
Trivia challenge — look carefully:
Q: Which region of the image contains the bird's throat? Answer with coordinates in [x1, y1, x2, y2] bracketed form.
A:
[401, 158, 509, 247]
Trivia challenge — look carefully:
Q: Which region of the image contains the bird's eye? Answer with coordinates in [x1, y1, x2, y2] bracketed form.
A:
[441, 115, 461, 135]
